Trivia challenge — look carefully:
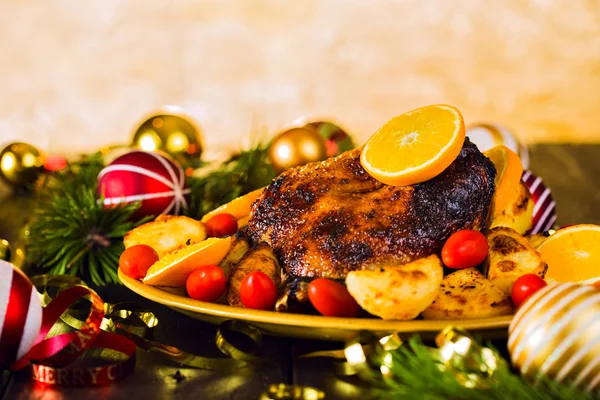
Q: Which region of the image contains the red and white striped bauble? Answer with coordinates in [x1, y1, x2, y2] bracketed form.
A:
[97, 150, 190, 219]
[522, 170, 557, 234]
[0, 260, 42, 369]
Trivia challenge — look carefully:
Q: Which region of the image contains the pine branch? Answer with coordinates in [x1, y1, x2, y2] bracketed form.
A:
[27, 157, 150, 286]
[26, 144, 275, 285]
[373, 337, 595, 400]
[184, 143, 276, 219]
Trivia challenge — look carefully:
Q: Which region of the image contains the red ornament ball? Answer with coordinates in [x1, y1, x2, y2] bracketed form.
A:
[98, 150, 191, 219]
[522, 170, 557, 234]
[0, 260, 42, 369]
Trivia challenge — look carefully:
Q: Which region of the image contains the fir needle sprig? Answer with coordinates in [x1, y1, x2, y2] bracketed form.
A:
[27, 155, 150, 286]
[185, 142, 276, 219]
[26, 144, 275, 286]
[369, 337, 595, 400]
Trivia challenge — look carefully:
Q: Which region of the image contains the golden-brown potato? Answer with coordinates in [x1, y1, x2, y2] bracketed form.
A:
[422, 268, 513, 320]
[484, 227, 548, 296]
[124, 215, 207, 258]
[345, 255, 443, 320]
[227, 243, 281, 308]
[489, 181, 534, 235]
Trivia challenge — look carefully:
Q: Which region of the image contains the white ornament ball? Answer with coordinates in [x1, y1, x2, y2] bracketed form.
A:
[508, 283, 600, 393]
[467, 122, 530, 169]
[0, 260, 42, 368]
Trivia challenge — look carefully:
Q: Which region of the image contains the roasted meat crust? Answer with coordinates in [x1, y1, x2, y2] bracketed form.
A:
[246, 138, 496, 279]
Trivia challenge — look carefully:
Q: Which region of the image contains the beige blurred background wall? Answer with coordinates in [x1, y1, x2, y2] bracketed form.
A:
[1, 0, 600, 154]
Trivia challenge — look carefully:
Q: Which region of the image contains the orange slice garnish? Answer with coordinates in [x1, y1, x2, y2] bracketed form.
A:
[143, 236, 232, 287]
[537, 224, 600, 284]
[360, 105, 465, 186]
[201, 187, 265, 223]
[483, 145, 524, 216]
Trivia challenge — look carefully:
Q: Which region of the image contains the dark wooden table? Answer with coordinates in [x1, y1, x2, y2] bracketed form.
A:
[2, 144, 600, 400]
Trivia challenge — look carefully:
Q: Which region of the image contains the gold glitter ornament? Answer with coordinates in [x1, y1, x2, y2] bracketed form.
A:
[435, 326, 503, 389]
[259, 384, 325, 400]
[0, 142, 45, 188]
[508, 283, 600, 393]
[131, 109, 204, 166]
[269, 127, 328, 173]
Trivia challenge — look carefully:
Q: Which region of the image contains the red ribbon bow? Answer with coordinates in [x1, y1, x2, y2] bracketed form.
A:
[12, 285, 136, 387]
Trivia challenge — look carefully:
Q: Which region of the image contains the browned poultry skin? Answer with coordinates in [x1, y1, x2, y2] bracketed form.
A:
[246, 139, 496, 279]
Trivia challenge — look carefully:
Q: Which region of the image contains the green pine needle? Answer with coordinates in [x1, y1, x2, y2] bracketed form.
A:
[184, 142, 276, 219]
[26, 144, 275, 286]
[27, 157, 150, 286]
[371, 337, 596, 400]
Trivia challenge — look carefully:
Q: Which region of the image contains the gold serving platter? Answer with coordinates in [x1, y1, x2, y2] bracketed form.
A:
[120, 269, 513, 342]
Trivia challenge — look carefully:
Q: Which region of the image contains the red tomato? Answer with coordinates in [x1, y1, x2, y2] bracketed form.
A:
[593, 281, 600, 290]
[205, 213, 238, 237]
[240, 271, 278, 310]
[186, 265, 226, 302]
[308, 278, 360, 318]
[119, 244, 159, 279]
[511, 274, 547, 308]
[441, 230, 489, 269]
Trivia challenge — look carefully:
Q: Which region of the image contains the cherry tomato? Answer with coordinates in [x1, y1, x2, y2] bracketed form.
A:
[240, 271, 278, 310]
[511, 274, 547, 308]
[205, 213, 238, 237]
[186, 265, 226, 302]
[119, 244, 159, 279]
[441, 230, 489, 269]
[308, 278, 360, 318]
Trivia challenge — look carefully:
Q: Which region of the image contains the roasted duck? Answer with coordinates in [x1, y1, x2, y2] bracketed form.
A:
[246, 138, 496, 279]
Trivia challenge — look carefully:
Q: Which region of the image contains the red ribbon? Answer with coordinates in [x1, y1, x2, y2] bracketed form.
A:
[0, 268, 32, 368]
[11, 285, 136, 387]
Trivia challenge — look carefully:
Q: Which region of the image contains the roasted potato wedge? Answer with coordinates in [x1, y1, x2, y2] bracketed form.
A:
[345, 255, 443, 320]
[422, 268, 513, 320]
[484, 227, 548, 296]
[489, 180, 534, 235]
[227, 243, 281, 308]
[124, 215, 207, 258]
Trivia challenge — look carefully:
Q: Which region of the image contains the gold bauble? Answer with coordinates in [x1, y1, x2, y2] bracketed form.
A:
[508, 283, 600, 393]
[0, 142, 45, 188]
[269, 127, 328, 173]
[131, 111, 203, 166]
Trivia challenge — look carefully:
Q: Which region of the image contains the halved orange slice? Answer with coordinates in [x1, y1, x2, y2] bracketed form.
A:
[201, 187, 265, 223]
[143, 236, 232, 287]
[537, 224, 600, 284]
[360, 105, 465, 186]
[483, 145, 524, 216]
